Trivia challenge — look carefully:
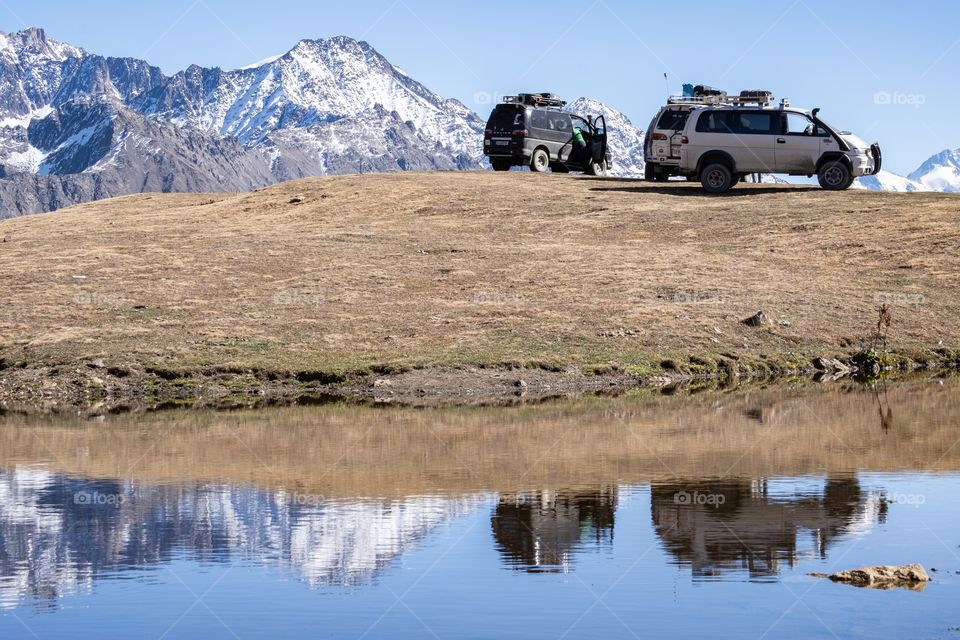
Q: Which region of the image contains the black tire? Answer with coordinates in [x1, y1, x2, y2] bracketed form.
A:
[730, 174, 741, 187]
[818, 161, 852, 190]
[530, 148, 550, 173]
[700, 163, 734, 194]
[491, 159, 511, 172]
[585, 159, 607, 177]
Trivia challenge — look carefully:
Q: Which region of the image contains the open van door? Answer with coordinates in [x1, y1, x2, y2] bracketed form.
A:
[587, 115, 608, 175]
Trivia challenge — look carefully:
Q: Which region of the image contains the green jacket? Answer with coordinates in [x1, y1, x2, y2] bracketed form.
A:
[572, 127, 586, 147]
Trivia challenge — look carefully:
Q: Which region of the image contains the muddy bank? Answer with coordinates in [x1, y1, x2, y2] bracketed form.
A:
[2, 347, 958, 416]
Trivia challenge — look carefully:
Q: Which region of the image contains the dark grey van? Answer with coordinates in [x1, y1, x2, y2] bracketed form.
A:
[483, 93, 610, 175]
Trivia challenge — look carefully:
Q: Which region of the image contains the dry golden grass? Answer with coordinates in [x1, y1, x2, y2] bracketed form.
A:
[1, 172, 958, 375]
[2, 377, 958, 497]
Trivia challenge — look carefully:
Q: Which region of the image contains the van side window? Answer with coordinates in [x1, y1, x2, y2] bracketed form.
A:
[657, 110, 689, 131]
[784, 113, 815, 136]
[736, 112, 775, 135]
[695, 111, 735, 134]
[549, 113, 571, 132]
[530, 110, 550, 130]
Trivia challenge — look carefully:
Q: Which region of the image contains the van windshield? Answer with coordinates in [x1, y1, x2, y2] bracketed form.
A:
[488, 107, 523, 131]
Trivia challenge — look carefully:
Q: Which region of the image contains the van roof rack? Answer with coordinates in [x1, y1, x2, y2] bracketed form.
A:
[504, 93, 566, 109]
[667, 88, 776, 107]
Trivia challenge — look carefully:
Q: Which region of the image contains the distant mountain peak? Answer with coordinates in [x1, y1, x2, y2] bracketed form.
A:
[906, 147, 960, 193]
[0, 26, 85, 62]
[0, 29, 483, 217]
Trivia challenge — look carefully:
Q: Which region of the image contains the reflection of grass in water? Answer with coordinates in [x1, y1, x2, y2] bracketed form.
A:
[2, 375, 960, 498]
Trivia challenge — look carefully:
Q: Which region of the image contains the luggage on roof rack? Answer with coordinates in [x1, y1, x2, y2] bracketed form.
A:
[666, 86, 776, 107]
[738, 89, 774, 105]
[693, 85, 726, 99]
[503, 93, 566, 108]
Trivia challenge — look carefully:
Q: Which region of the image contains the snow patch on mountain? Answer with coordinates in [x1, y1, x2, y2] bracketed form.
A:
[239, 54, 283, 70]
[908, 148, 960, 192]
[854, 170, 930, 192]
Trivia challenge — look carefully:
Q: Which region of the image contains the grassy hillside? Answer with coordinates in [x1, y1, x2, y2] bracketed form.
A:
[1, 172, 958, 408]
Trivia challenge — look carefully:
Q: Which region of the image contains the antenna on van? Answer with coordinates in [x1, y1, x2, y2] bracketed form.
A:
[663, 72, 669, 97]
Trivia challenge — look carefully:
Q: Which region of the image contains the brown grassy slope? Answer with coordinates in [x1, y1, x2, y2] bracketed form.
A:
[0, 172, 958, 374]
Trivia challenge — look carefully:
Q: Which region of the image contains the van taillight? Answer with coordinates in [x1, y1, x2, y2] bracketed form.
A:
[652, 133, 668, 140]
[484, 128, 492, 136]
[681, 136, 689, 144]
[513, 130, 528, 137]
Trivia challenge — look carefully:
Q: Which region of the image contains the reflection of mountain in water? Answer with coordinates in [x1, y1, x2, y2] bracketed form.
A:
[491, 488, 617, 573]
[651, 476, 887, 580]
[0, 467, 483, 609]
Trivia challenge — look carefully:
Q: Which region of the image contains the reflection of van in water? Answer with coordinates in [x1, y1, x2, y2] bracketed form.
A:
[483, 93, 610, 175]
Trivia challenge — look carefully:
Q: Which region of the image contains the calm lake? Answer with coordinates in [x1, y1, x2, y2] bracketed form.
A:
[1, 376, 959, 639]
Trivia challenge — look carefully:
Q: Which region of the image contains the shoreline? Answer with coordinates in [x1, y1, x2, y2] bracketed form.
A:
[2, 347, 958, 416]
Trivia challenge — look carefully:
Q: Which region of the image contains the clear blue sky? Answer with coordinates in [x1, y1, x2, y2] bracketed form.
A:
[3, 0, 957, 175]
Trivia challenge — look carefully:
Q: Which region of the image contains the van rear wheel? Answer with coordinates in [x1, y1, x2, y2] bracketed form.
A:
[491, 159, 511, 172]
[818, 161, 852, 190]
[530, 148, 550, 173]
[700, 163, 734, 194]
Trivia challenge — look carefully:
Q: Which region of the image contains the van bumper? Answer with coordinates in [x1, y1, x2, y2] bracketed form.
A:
[850, 149, 879, 177]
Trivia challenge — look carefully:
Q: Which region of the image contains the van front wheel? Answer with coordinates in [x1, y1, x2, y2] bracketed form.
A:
[818, 161, 852, 190]
[586, 160, 607, 176]
[530, 149, 550, 173]
[700, 163, 734, 194]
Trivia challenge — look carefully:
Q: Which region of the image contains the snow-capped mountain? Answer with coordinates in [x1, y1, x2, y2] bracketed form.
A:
[0, 28, 484, 217]
[907, 148, 960, 192]
[0, 467, 486, 608]
[565, 97, 645, 177]
[854, 170, 929, 192]
[134, 36, 483, 166]
[855, 149, 960, 193]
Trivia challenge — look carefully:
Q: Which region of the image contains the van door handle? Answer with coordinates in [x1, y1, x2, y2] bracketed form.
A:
[776, 138, 786, 144]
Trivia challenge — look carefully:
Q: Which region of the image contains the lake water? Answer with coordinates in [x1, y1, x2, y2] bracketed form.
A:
[1, 376, 959, 639]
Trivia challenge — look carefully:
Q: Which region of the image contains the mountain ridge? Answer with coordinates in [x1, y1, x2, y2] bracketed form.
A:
[0, 27, 956, 216]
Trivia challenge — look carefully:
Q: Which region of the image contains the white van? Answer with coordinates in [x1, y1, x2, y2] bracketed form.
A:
[643, 89, 882, 193]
